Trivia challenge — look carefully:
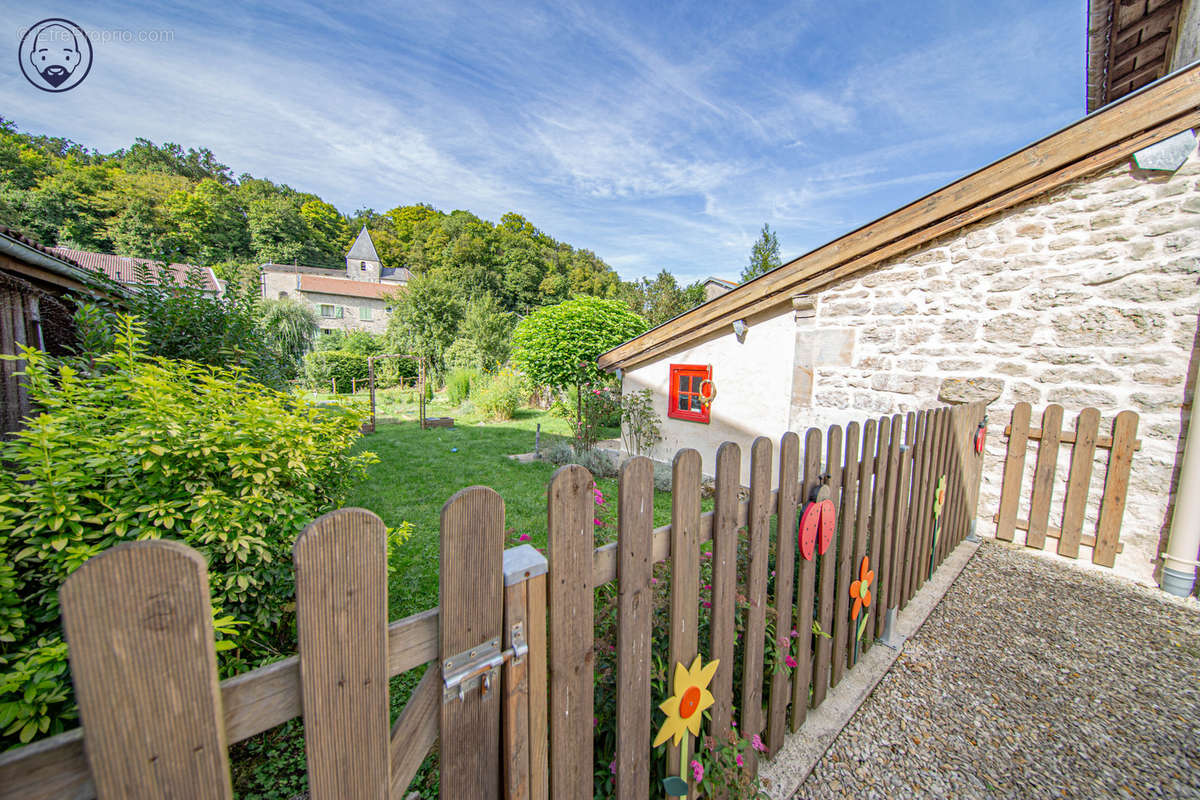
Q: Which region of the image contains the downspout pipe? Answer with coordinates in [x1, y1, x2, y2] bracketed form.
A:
[1162, 389, 1200, 596]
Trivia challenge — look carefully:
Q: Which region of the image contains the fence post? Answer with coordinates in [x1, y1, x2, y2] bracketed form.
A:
[667, 448, 702, 790]
[502, 544, 549, 800]
[440, 487, 506, 800]
[59, 539, 233, 800]
[547, 465, 595, 800]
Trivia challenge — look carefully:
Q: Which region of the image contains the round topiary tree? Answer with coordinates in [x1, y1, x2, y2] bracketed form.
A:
[511, 296, 646, 442]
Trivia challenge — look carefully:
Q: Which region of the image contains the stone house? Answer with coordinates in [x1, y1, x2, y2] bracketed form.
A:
[261, 227, 409, 337]
[600, 61, 1200, 589]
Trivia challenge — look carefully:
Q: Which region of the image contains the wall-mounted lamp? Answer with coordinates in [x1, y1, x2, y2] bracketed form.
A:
[732, 319, 748, 343]
[615, 368, 624, 381]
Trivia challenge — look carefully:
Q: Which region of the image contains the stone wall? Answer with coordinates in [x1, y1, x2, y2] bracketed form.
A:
[798, 145, 1200, 585]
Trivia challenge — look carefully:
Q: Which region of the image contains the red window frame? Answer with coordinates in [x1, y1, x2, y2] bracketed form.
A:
[668, 364, 712, 423]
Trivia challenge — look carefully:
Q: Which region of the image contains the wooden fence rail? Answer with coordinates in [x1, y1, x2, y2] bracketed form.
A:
[0, 401, 988, 800]
[993, 402, 1140, 567]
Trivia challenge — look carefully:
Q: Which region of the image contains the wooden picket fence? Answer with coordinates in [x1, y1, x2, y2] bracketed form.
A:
[993, 402, 1141, 567]
[0, 401, 987, 800]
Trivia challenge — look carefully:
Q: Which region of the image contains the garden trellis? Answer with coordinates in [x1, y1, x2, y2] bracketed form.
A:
[0, 401, 987, 799]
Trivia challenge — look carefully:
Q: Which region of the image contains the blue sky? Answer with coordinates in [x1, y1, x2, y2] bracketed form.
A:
[3, 1, 1085, 282]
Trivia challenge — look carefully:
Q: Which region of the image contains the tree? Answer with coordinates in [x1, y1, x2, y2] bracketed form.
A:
[511, 297, 646, 393]
[623, 270, 707, 326]
[740, 223, 781, 283]
[384, 273, 463, 378]
[456, 293, 515, 371]
[261, 297, 318, 375]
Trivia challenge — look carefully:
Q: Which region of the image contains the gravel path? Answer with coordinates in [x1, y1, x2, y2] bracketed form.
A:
[794, 541, 1200, 800]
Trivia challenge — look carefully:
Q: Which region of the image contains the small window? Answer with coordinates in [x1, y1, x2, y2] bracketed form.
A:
[360, 306, 373, 321]
[319, 304, 335, 318]
[360, 261, 367, 271]
[335, 306, 345, 319]
[278, 290, 288, 299]
[668, 364, 712, 423]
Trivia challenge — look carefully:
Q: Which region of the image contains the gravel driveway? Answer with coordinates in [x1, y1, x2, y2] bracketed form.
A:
[794, 540, 1200, 800]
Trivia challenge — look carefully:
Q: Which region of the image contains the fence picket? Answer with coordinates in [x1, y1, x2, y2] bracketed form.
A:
[439, 488, 505, 800]
[1027, 405, 1064, 550]
[893, 413, 916, 611]
[875, 415, 902, 637]
[1095, 411, 1139, 567]
[811, 426, 842, 708]
[667, 449, 702, 789]
[741, 438, 773, 776]
[709, 443, 741, 737]
[59, 540, 232, 800]
[790, 428, 822, 731]
[996, 402, 1032, 541]
[766, 432, 801, 756]
[903, 411, 929, 603]
[934, 408, 953, 569]
[848, 419, 875, 667]
[616, 457, 654, 800]
[547, 466, 595, 800]
[295, 508, 389, 800]
[1059, 408, 1100, 559]
[831, 422, 859, 688]
[865, 416, 891, 650]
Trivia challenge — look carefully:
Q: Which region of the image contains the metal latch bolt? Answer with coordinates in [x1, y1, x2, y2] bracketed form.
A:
[442, 623, 528, 703]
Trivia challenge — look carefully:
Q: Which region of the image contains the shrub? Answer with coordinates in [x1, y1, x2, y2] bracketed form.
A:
[510, 297, 645, 392]
[545, 441, 616, 478]
[446, 367, 478, 406]
[471, 369, 525, 421]
[303, 350, 369, 392]
[620, 388, 663, 456]
[0, 318, 376, 748]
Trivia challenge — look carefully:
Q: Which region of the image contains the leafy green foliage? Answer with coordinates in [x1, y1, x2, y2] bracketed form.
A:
[457, 294, 515, 372]
[0, 319, 375, 749]
[511, 297, 646, 392]
[385, 273, 462, 378]
[445, 367, 477, 405]
[621, 270, 707, 326]
[260, 298, 318, 376]
[619, 388, 663, 456]
[740, 223, 782, 283]
[470, 368, 526, 421]
[304, 350, 370, 392]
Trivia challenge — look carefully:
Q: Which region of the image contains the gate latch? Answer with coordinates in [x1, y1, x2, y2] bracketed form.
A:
[442, 623, 528, 703]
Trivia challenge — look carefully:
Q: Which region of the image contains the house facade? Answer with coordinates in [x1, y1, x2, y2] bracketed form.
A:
[261, 226, 409, 336]
[600, 63, 1200, 589]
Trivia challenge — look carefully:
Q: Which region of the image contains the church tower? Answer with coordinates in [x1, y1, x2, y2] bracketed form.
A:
[346, 226, 383, 282]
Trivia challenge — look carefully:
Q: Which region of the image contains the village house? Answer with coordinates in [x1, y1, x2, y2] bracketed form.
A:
[601, 14, 1200, 591]
[260, 226, 408, 336]
[46, 246, 222, 296]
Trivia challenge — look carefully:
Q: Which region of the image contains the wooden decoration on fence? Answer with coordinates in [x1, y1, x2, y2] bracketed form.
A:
[799, 484, 835, 561]
[928, 475, 946, 580]
[849, 556, 874, 662]
[653, 656, 719, 797]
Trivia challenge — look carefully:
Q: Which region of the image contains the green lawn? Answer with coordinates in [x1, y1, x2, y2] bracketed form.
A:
[341, 404, 679, 621]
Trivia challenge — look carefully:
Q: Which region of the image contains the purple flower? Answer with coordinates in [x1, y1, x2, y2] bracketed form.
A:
[790, 629, 800, 638]
[691, 759, 704, 783]
[785, 655, 798, 668]
[702, 601, 712, 608]
[593, 517, 602, 526]
[609, 760, 616, 775]
[752, 734, 766, 753]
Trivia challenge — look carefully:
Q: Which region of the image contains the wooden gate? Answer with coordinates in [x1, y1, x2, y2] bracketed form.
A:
[0, 401, 989, 799]
[992, 402, 1141, 566]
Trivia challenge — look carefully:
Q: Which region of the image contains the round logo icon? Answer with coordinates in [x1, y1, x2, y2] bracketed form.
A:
[19, 18, 93, 93]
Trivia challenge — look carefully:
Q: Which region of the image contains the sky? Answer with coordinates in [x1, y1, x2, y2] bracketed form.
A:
[2, 1, 1086, 283]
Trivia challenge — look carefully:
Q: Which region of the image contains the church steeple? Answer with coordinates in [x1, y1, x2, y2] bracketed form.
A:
[346, 226, 382, 282]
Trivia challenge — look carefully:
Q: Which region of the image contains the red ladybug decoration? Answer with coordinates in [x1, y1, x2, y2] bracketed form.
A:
[974, 419, 987, 454]
[799, 485, 836, 560]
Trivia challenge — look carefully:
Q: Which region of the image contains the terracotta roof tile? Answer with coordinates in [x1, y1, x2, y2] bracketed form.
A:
[298, 274, 402, 299]
[47, 247, 220, 293]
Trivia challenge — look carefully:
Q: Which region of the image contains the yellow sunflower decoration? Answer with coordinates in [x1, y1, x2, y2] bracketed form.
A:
[653, 654, 719, 747]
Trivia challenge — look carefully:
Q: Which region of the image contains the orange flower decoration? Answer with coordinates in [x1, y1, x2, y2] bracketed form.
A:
[849, 556, 874, 621]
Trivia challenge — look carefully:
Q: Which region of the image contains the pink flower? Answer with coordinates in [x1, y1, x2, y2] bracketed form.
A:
[593, 517, 602, 526]
[736, 753, 744, 768]
[691, 759, 704, 783]
[752, 734, 766, 753]
[790, 629, 799, 638]
[519, 533, 530, 541]
[609, 760, 616, 775]
[785, 655, 798, 668]
[702, 601, 712, 608]
[779, 637, 787, 648]
[651, 577, 658, 585]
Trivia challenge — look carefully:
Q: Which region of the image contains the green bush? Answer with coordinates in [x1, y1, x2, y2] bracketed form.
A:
[471, 368, 525, 421]
[0, 318, 376, 748]
[446, 367, 478, 406]
[303, 350, 369, 392]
